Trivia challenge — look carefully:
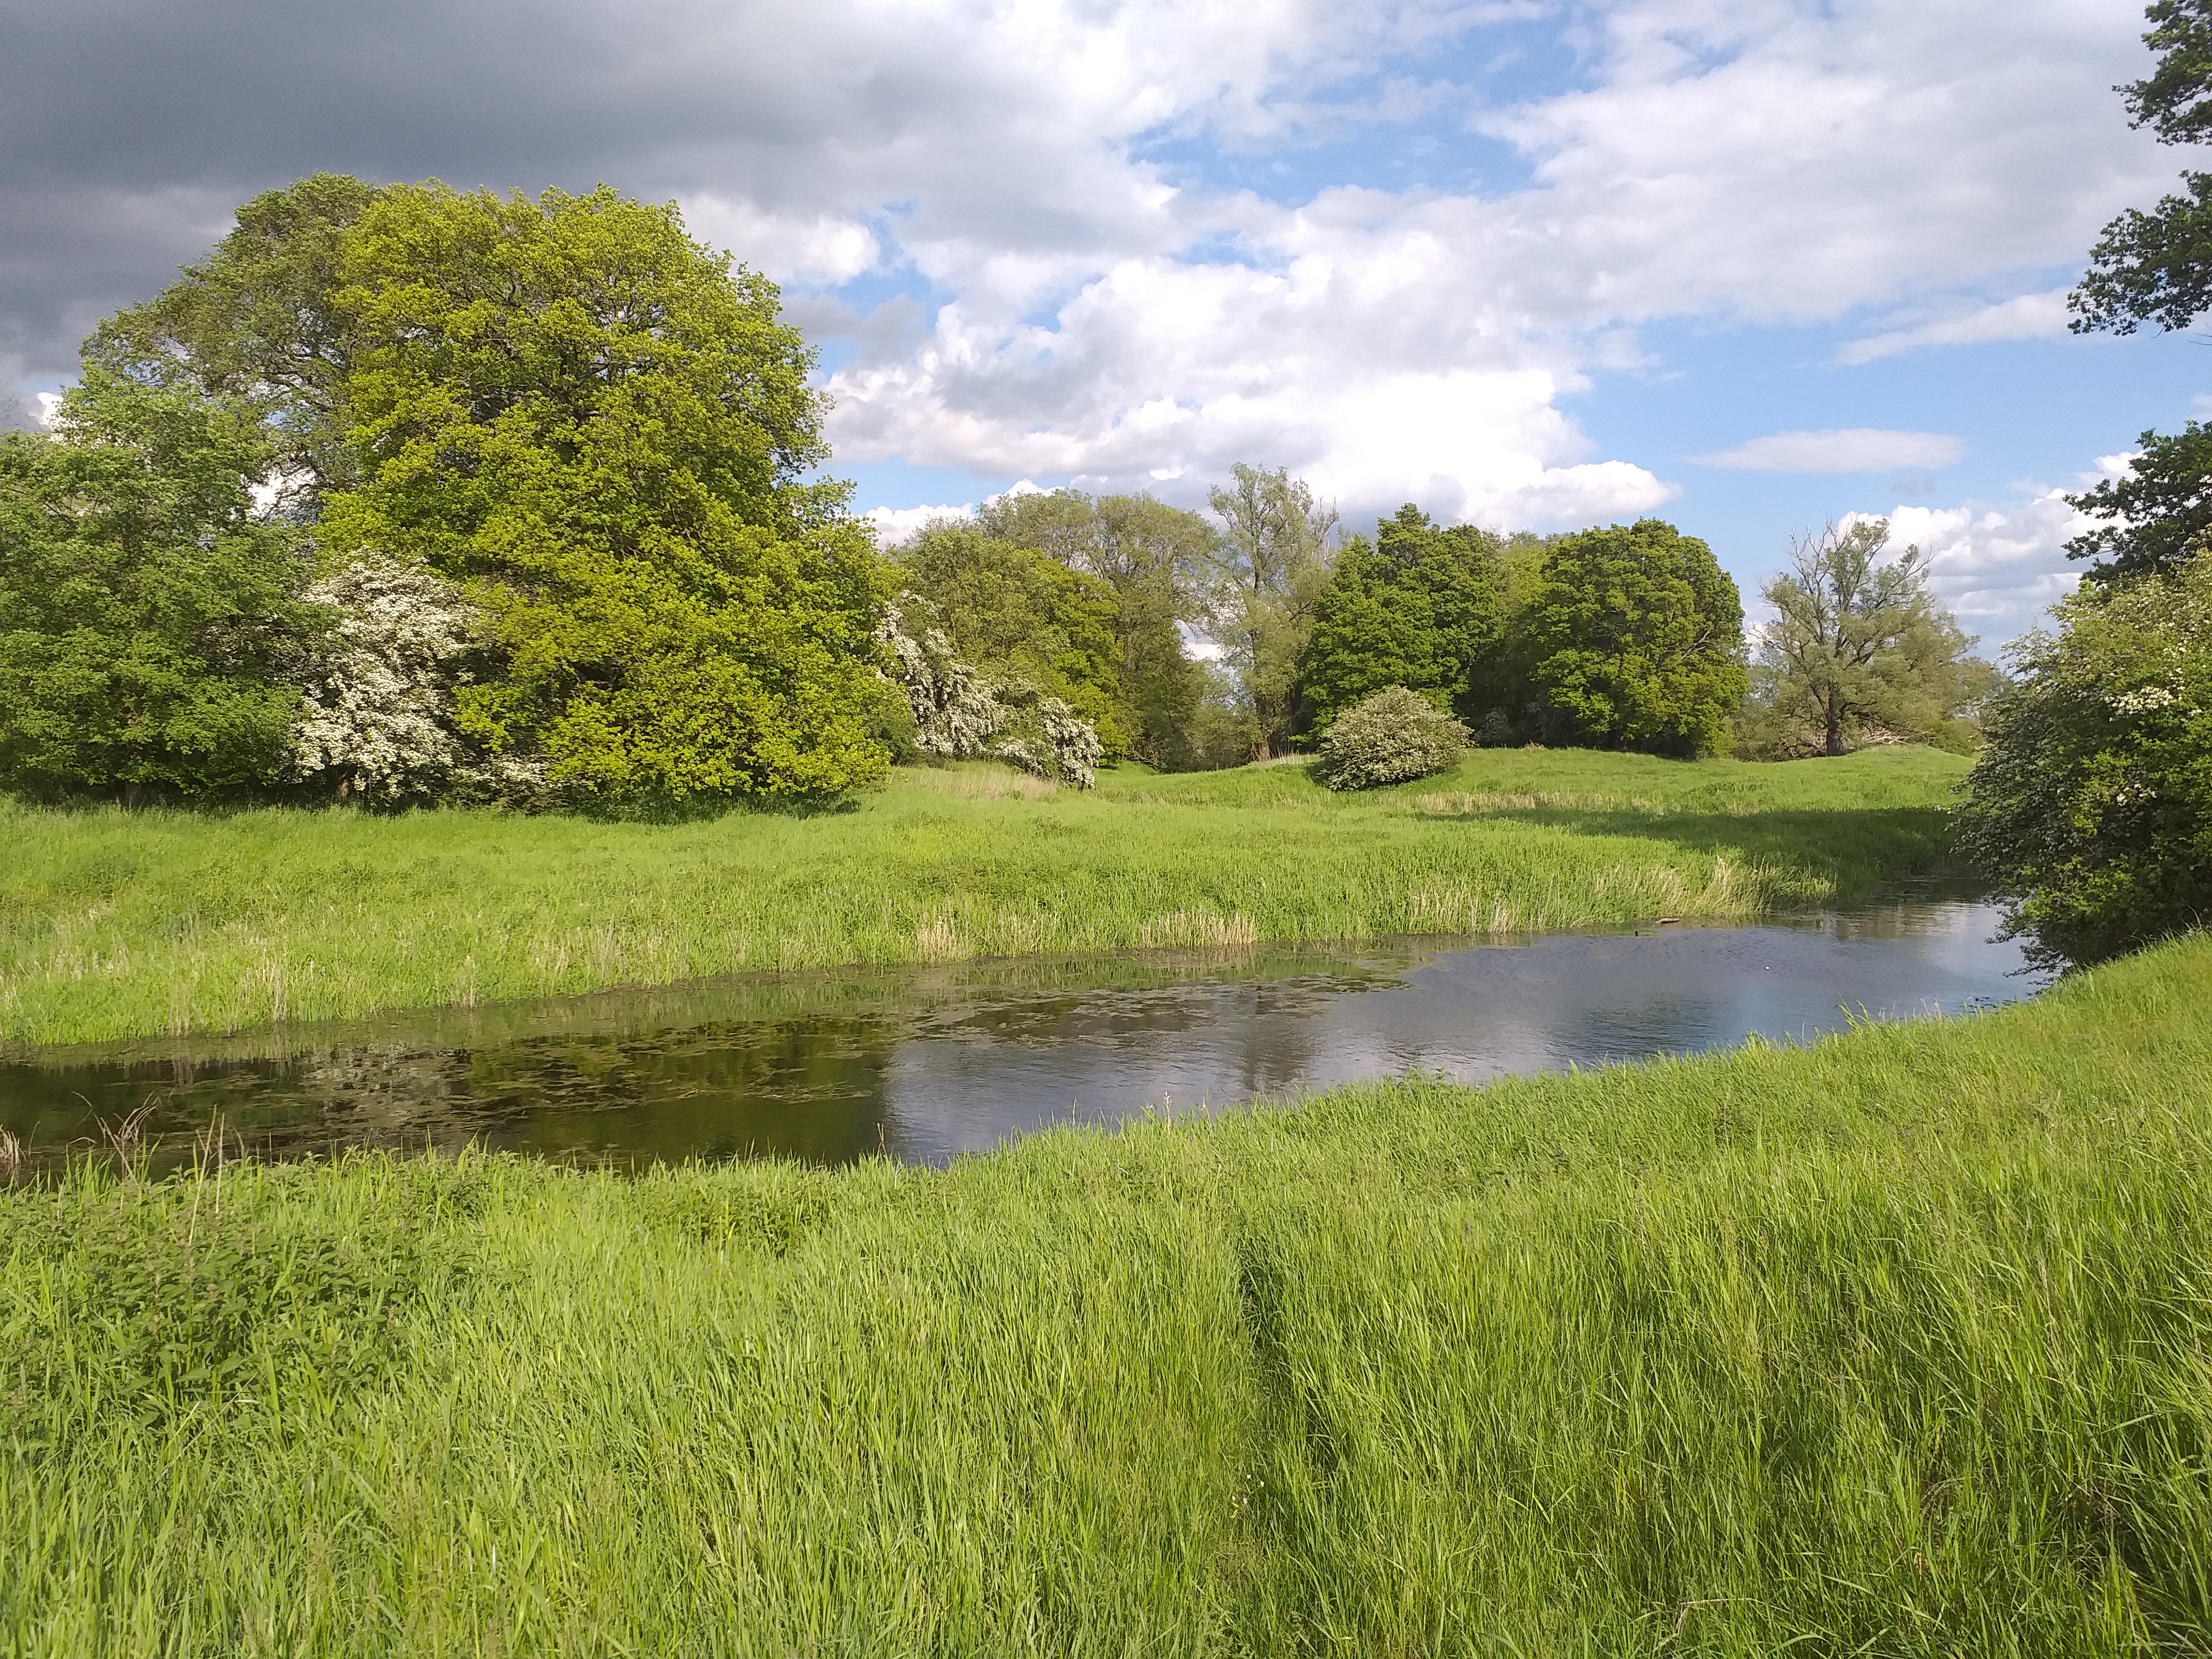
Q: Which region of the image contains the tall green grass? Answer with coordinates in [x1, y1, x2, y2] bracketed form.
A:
[4, 937, 2208, 1654]
[1, 748, 1967, 1048]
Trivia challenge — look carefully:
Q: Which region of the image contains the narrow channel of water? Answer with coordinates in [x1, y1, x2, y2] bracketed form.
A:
[0, 900, 2039, 1175]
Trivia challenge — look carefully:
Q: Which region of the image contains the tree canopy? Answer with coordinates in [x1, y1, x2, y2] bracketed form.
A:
[2064, 420, 2212, 584]
[1298, 505, 1507, 737]
[1752, 518, 1989, 756]
[1525, 519, 1746, 757]
[86, 173, 384, 506]
[2071, 0, 2212, 335]
[0, 372, 320, 799]
[10, 176, 894, 805]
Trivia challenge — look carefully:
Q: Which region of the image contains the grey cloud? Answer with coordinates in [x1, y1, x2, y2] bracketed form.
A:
[0, 0, 1155, 387]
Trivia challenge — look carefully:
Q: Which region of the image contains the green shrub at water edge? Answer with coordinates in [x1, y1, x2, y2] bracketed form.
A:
[1959, 556, 2212, 969]
[1314, 684, 1469, 789]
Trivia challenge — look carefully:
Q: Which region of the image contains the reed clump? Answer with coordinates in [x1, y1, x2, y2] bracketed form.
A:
[2, 935, 2207, 1653]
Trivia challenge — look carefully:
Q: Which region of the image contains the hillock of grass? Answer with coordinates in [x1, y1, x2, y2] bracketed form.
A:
[1, 747, 1969, 1049]
[3, 936, 2207, 1653]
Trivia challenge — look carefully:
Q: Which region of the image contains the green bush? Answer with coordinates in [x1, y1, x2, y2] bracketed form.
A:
[1313, 684, 1468, 790]
[1958, 558, 2212, 968]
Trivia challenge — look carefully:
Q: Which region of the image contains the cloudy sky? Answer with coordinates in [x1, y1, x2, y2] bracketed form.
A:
[1, 0, 2199, 646]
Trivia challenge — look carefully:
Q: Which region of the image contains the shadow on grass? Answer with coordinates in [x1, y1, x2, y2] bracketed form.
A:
[1423, 804, 1967, 900]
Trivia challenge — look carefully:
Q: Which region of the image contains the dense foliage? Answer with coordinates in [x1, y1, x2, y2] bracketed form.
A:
[1312, 684, 1470, 790]
[1746, 518, 1994, 757]
[1959, 560, 2212, 969]
[0, 373, 320, 800]
[9, 177, 894, 808]
[323, 182, 888, 803]
[890, 524, 1124, 755]
[1299, 506, 1508, 739]
[1525, 519, 1747, 757]
[980, 489, 1212, 767]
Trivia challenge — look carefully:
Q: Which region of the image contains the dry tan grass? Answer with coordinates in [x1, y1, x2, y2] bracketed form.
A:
[901, 763, 1058, 802]
[1136, 909, 1260, 948]
[913, 914, 967, 963]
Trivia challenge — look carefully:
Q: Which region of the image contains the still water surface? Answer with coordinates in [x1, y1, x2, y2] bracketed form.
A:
[1, 900, 2037, 1174]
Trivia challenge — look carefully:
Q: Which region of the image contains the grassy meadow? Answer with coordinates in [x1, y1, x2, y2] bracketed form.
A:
[0, 745, 1969, 1049]
[3, 933, 2208, 1653]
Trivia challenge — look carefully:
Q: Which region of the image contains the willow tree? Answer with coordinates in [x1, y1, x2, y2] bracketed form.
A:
[1756, 519, 1982, 757]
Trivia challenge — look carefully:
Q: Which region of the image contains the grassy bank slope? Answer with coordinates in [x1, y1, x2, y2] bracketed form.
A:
[1, 747, 1966, 1048]
[5, 937, 2209, 1654]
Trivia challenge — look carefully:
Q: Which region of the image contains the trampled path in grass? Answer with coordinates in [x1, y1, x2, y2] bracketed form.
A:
[4, 936, 2207, 1653]
[0, 746, 1969, 1049]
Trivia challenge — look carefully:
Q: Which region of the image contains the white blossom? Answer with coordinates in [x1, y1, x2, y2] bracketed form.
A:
[289, 549, 550, 803]
[879, 597, 1101, 787]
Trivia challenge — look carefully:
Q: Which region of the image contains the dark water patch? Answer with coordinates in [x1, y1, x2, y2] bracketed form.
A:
[0, 902, 2038, 1176]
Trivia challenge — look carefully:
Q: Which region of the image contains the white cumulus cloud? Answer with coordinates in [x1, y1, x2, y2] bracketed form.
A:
[1836, 289, 2076, 364]
[1698, 429, 1968, 474]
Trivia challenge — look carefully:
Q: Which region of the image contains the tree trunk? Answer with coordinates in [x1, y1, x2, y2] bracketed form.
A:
[1824, 711, 1847, 757]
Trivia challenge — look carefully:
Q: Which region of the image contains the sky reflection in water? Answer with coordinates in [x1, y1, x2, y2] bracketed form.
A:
[0, 901, 2038, 1174]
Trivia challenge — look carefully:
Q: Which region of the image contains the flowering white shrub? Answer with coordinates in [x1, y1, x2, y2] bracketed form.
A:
[880, 597, 1101, 787]
[1314, 684, 1470, 790]
[290, 549, 550, 803]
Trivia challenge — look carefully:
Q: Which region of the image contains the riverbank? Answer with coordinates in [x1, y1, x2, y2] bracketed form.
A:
[0, 747, 1967, 1049]
[4, 935, 2207, 1652]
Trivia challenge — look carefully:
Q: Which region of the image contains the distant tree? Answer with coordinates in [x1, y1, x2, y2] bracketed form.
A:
[0, 372, 321, 799]
[86, 173, 384, 506]
[1526, 519, 1746, 757]
[1753, 518, 1989, 756]
[1299, 535, 1439, 730]
[2069, 0, 2212, 336]
[1378, 506, 1510, 724]
[1299, 505, 1508, 737]
[322, 182, 889, 803]
[1958, 558, 2212, 969]
[2064, 422, 2212, 585]
[1202, 464, 1336, 758]
[981, 489, 1212, 766]
[891, 522, 1126, 754]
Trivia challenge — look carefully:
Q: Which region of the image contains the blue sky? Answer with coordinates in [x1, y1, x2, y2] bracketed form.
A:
[746, 0, 2193, 651]
[2, 0, 2195, 648]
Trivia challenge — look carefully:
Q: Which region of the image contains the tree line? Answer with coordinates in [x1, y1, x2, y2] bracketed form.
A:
[0, 173, 1996, 811]
[891, 478, 1991, 775]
